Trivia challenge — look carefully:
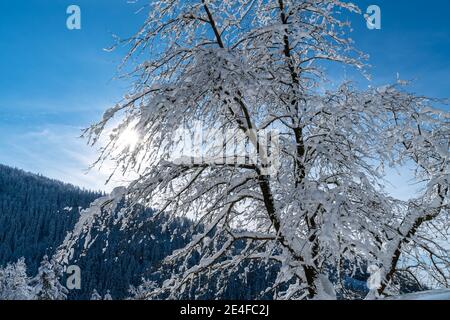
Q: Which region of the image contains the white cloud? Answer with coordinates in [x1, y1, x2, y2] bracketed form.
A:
[0, 124, 123, 192]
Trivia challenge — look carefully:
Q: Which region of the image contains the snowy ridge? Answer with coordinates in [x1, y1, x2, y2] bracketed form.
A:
[385, 289, 450, 300]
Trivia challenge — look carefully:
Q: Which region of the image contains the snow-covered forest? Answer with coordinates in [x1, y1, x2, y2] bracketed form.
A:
[0, 0, 449, 301]
[0, 165, 299, 300]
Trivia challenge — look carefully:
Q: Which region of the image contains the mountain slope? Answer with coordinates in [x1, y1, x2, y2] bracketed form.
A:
[0, 164, 273, 299]
[0, 164, 100, 274]
[0, 165, 191, 299]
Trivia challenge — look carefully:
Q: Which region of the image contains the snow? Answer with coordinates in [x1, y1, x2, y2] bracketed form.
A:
[386, 289, 450, 300]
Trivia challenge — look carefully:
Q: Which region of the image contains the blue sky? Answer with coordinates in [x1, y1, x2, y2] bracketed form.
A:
[0, 1, 449, 194]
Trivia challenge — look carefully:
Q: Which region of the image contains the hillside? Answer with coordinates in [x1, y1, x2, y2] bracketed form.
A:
[0, 164, 100, 274]
[0, 164, 274, 299]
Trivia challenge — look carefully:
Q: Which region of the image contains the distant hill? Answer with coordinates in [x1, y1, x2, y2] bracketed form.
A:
[0, 164, 101, 273]
[0, 164, 192, 299]
[0, 164, 273, 299]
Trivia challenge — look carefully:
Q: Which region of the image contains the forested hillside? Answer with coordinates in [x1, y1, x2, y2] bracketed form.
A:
[0, 164, 278, 299]
[0, 165, 194, 299]
[0, 164, 100, 273]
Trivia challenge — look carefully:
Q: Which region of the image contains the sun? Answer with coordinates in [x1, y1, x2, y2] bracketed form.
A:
[117, 126, 140, 150]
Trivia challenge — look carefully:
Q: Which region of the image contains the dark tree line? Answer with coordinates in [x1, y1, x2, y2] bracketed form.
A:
[0, 164, 100, 273]
[0, 164, 279, 299]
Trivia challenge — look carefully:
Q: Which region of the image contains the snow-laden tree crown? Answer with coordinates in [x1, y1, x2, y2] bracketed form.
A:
[56, 0, 449, 300]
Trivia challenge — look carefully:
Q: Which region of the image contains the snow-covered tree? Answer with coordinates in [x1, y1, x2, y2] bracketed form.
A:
[0, 258, 34, 300]
[90, 289, 102, 300]
[31, 255, 68, 300]
[57, 0, 449, 299]
[129, 280, 158, 300]
[104, 290, 113, 300]
[89, 289, 113, 300]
